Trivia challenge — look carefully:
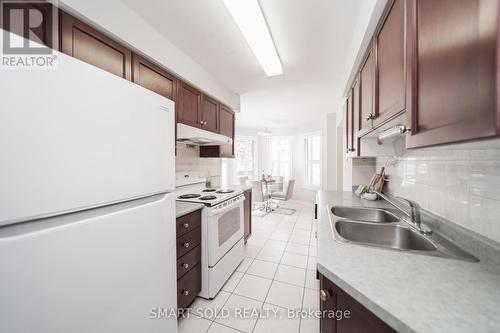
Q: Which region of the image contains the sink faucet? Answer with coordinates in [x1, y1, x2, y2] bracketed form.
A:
[395, 197, 421, 228]
[374, 192, 431, 235]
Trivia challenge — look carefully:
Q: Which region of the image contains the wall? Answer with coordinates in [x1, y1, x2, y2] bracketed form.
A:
[352, 158, 376, 188]
[175, 143, 222, 187]
[58, 0, 240, 110]
[232, 118, 332, 204]
[326, 113, 338, 191]
[377, 137, 500, 244]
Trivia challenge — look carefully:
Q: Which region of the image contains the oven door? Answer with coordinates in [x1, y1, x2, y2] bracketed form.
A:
[206, 195, 244, 267]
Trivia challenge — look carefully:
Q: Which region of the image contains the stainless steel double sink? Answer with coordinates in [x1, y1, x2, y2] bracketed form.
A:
[328, 206, 478, 262]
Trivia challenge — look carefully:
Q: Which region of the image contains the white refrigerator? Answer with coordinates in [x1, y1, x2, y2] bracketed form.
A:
[0, 45, 177, 332]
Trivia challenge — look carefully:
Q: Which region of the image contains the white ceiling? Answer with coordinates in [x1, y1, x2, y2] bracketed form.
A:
[121, 0, 379, 128]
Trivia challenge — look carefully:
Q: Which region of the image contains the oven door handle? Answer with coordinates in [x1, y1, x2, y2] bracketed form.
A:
[207, 196, 244, 217]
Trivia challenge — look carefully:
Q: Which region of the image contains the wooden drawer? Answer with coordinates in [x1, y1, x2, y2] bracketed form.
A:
[177, 245, 201, 280]
[176, 210, 201, 238]
[177, 263, 201, 309]
[176, 227, 201, 259]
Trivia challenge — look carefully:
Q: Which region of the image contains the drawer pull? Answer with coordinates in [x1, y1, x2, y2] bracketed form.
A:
[182, 290, 190, 296]
[320, 289, 330, 302]
[183, 223, 190, 229]
[182, 263, 190, 269]
[183, 242, 190, 248]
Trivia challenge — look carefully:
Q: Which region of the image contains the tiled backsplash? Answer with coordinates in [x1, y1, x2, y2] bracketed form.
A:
[352, 158, 376, 188]
[175, 143, 222, 187]
[376, 141, 500, 244]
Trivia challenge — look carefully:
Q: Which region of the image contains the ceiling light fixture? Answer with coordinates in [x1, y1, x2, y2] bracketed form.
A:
[223, 0, 283, 76]
[257, 128, 272, 136]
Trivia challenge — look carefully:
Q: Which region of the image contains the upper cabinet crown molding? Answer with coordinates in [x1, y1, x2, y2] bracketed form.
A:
[60, 12, 132, 80]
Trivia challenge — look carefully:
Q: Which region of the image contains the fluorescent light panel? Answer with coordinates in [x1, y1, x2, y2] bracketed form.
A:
[223, 0, 283, 76]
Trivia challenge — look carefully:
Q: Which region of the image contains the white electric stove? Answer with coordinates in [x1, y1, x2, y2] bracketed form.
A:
[175, 172, 244, 299]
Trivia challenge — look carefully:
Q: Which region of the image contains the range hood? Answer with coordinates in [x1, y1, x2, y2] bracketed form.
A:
[177, 123, 232, 146]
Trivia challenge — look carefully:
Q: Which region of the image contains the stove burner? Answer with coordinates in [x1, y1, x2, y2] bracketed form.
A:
[216, 189, 235, 194]
[202, 188, 216, 192]
[178, 194, 201, 199]
[199, 195, 217, 200]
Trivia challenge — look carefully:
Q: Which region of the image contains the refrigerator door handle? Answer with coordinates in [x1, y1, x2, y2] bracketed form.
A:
[0, 192, 170, 238]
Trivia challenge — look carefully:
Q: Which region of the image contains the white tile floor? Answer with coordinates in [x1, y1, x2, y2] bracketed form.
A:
[178, 201, 320, 333]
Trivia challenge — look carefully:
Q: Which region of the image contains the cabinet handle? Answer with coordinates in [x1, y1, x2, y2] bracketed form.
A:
[182, 263, 190, 269]
[183, 223, 190, 229]
[183, 242, 190, 248]
[366, 113, 374, 121]
[200, 121, 204, 125]
[320, 289, 330, 302]
[182, 290, 190, 296]
[204, 121, 207, 125]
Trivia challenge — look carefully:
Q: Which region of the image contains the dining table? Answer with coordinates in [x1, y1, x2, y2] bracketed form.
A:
[259, 178, 282, 213]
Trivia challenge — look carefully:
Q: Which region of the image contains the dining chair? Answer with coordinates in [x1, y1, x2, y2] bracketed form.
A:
[270, 179, 296, 214]
[247, 180, 269, 211]
[269, 175, 283, 192]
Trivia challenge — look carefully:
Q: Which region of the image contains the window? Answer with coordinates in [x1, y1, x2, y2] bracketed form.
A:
[267, 136, 293, 178]
[305, 133, 321, 187]
[235, 136, 257, 180]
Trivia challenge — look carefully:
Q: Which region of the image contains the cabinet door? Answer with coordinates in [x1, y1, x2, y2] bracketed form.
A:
[352, 79, 360, 156]
[320, 274, 396, 333]
[201, 95, 220, 133]
[360, 46, 375, 132]
[406, 0, 499, 148]
[177, 82, 202, 128]
[346, 92, 353, 155]
[244, 189, 252, 242]
[219, 104, 235, 138]
[132, 54, 176, 100]
[336, 291, 396, 333]
[60, 12, 131, 80]
[375, 0, 406, 125]
[320, 274, 336, 333]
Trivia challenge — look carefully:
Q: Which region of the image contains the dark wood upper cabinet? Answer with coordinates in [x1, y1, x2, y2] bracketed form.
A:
[219, 104, 235, 139]
[60, 12, 131, 80]
[360, 46, 375, 132]
[320, 273, 396, 333]
[176, 82, 202, 128]
[346, 92, 354, 154]
[352, 78, 361, 156]
[132, 54, 176, 100]
[375, 0, 406, 126]
[200, 104, 235, 158]
[201, 95, 220, 133]
[406, 0, 499, 148]
[345, 99, 350, 154]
